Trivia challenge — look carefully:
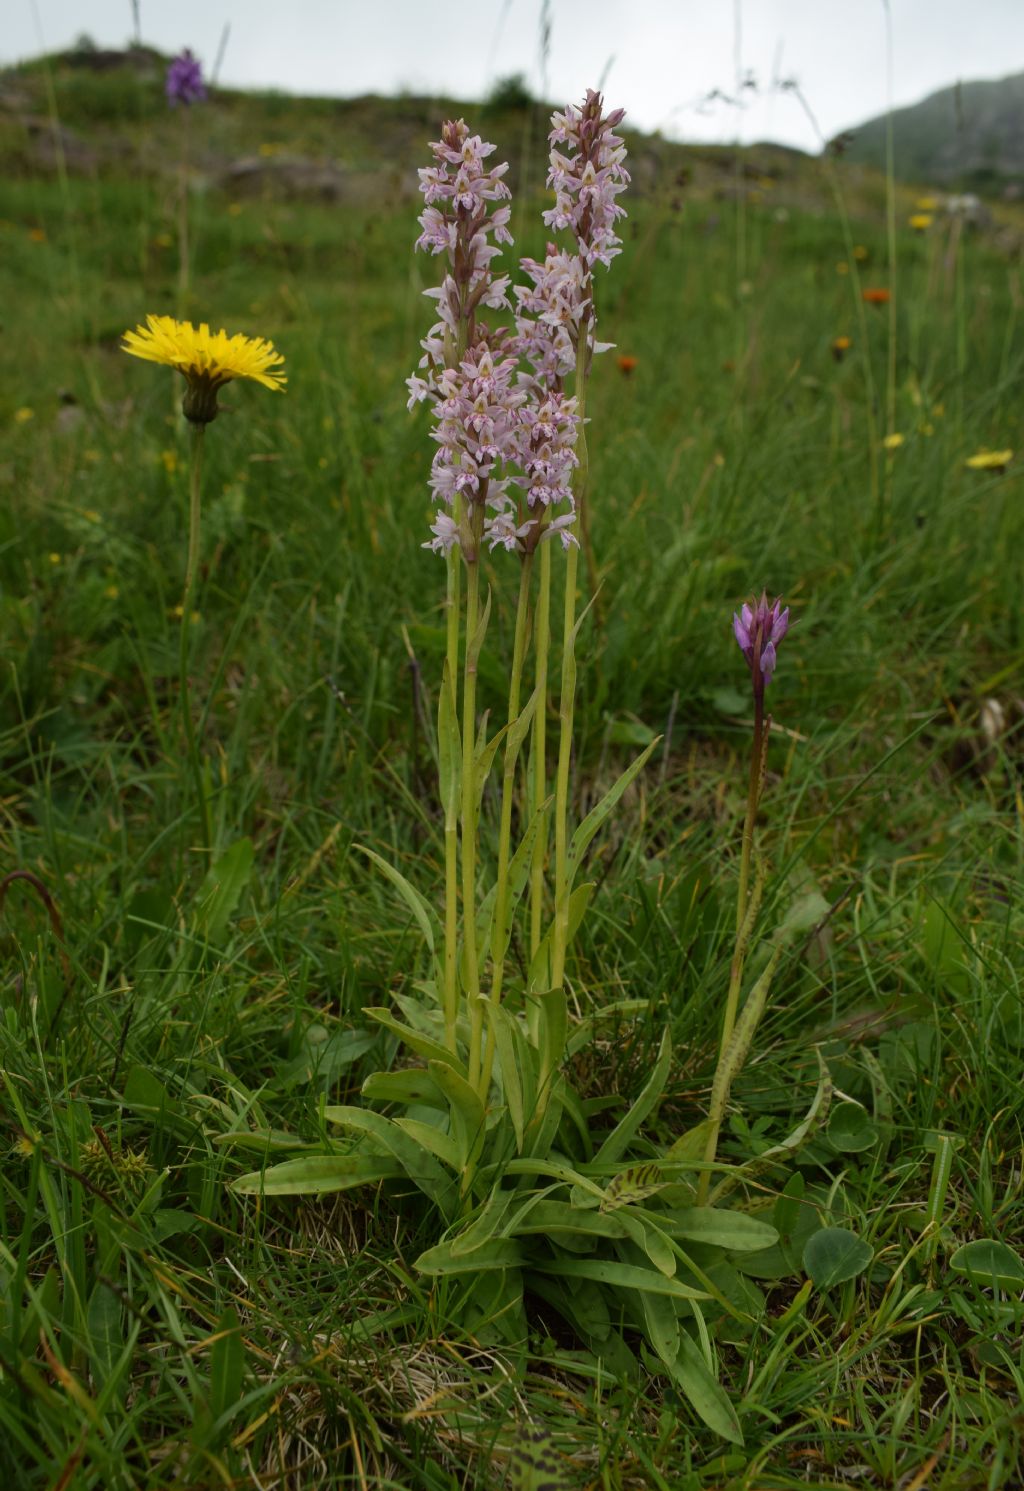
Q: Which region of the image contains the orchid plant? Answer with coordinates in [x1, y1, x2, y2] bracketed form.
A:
[234, 96, 831, 1445]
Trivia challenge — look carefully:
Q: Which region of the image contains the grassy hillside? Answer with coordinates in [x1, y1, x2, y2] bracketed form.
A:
[837, 70, 1024, 194]
[1, 48, 1023, 1491]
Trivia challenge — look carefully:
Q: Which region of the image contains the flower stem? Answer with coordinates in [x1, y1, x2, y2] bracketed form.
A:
[550, 337, 590, 992]
[529, 538, 552, 962]
[697, 687, 766, 1203]
[479, 553, 533, 1099]
[463, 513, 484, 1090]
[180, 425, 211, 856]
[442, 548, 461, 1052]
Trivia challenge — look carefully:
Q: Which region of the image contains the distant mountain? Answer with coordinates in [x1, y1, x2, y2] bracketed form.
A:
[835, 72, 1024, 194]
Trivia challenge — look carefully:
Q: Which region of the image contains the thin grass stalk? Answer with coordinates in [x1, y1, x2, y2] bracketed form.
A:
[180, 426, 211, 855]
[479, 554, 533, 1097]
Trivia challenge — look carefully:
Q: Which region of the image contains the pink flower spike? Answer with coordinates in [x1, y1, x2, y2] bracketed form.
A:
[733, 592, 789, 688]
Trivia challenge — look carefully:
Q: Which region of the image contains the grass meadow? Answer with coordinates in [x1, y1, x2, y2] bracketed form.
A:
[1, 59, 1023, 1490]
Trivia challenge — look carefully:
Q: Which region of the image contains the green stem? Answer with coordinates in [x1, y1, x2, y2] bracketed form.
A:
[529, 538, 552, 962]
[550, 336, 591, 992]
[463, 513, 484, 1090]
[180, 425, 211, 856]
[442, 549, 461, 1051]
[479, 553, 533, 1099]
[697, 688, 765, 1203]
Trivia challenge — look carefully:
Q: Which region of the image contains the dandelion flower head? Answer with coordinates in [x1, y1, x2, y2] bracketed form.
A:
[965, 448, 1012, 471]
[122, 314, 286, 424]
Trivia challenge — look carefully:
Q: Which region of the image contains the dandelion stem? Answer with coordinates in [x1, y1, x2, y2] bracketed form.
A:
[479, 552, 533, 1100]
[180, 425, 211, 856]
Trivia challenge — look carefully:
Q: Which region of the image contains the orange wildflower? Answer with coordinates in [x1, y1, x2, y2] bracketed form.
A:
[617, 355, 638, 376]
[862, 287, 891, 306]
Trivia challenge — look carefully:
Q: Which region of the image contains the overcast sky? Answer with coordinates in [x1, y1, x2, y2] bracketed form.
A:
[7, 1, 1024, 151]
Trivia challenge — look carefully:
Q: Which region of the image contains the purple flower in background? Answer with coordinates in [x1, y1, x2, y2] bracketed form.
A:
[166, 49, 206, 107]
[733, 593, 790, 686]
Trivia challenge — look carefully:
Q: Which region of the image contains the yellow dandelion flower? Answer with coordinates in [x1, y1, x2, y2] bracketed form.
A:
[965, 448, 1012, 471]
[852, 244, 869, 262]
[916, 196, 938, 211]
[121, 314, 286, 425]
[882, 433, 904, 451]
[909, 213, 933, 231]
[14, 406, 34, 423]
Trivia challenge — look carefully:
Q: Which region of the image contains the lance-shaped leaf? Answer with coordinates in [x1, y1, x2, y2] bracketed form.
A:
[666, 1332, 743, 1445]
[427, 1059, 486, 1173]
[710, 1048, 833, 1205]
[527, 882, 593, 992]
[415, 1237, 523, 1275]
[232, 1153, 404, 1196]
[323, 1106, 456, 1215]
[487, 1004, 536, 1152]
[363, 1008, 466, 1075]
[566, 737, 659, 888]
[357, 847, 439, 959]
[536, 1257, 708, 1301]
[596, 1027, 672, 1168]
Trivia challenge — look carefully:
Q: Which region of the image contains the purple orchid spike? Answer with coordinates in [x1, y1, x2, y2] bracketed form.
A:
[166, 49, 206, 107]
[733, 592, 790, 687]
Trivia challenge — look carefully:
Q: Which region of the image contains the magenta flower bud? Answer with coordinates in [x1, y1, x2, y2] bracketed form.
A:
[733, 592, 789, 686]
[166, 49, 206, 107]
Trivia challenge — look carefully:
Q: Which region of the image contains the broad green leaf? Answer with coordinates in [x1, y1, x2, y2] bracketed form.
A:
[920, 896, 970, 997]
[363, 1008, 466, 1074]
[537, 987, 568, 1105]
[655, 1208, 779, 1252]
[502, 1199, 628, 1242]
[195, 838, 254, 941]
[414, 1237, 523, 1275]
[488, 1004, 532, 1151]
[357, 848, 438, 957]
[828, 1102, 877, 1153]
[640, 1287, 681, 1372]
[537, 1258, 707, 1301]
[427, 1060, 486, 1171]
[803, 1227, 873, 1288]
[596, 1027, 672, 1167]
[207, 1306, 245, 1437]
[361, 1068, 444, 1107]
[449, 1187, 515, 1256]
[666, 1334, 743, 1445]
[212, 1128, 317, 1152]
[509, 1422, 574, 1491]
[567, 738, 659, 883]
[392, 1118, 461, 1171]
[232, 1154, 404, 1196]
[950, 1239, 1024, 1291]
[616, 1212, 677, 1278]
[322, 1106, 455, 1212]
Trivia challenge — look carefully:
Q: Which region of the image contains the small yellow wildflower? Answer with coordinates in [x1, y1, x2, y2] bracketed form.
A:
[852, 244, 869, 261]
[965, 448, 1012, 472]
[836, 261, 850, 275]
[122, 315, 286, 425]
[14, 407, 34, 423]
[882, 433, 904, 451]
[916, 196, 938, 211]
[160, 448, 179, 474]
[228, 202, 243, 217]
[831, 335, 852, 361]
[29, 227, 46, 243]
[909, 213, 933, 231]
[84, 508, 101, 523]
[105, 584, 120, 600]
[48, 552, 62, 565]
[154, 232, 173, 249]
[172, 604, 202, 623]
